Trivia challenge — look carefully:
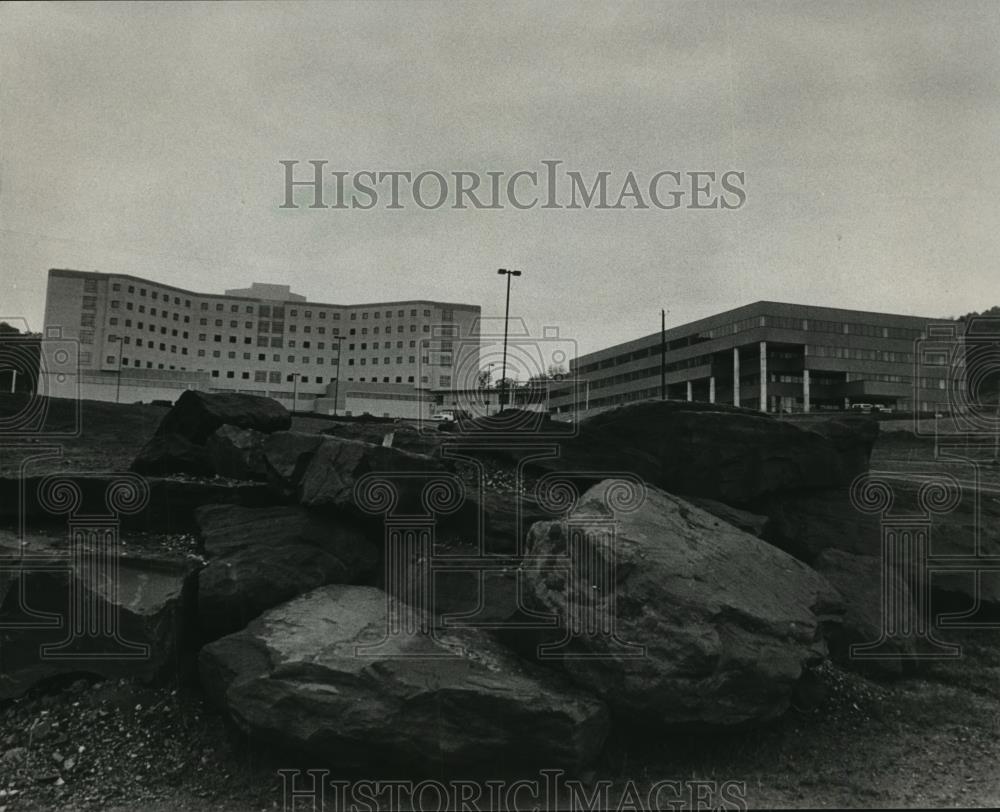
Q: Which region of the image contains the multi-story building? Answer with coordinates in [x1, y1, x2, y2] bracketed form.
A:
[550, 301, 957, 416]
[42, 269, 481, 416]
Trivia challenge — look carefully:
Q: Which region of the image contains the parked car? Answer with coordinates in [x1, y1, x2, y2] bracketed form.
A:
[849, 402, 874, 413]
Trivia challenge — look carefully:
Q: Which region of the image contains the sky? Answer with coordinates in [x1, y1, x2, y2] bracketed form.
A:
[1, 0, 998, 356]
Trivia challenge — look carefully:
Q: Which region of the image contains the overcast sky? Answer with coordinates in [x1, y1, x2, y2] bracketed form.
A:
[2, 1, 998, 355]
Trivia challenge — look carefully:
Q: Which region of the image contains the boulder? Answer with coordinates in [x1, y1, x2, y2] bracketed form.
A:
[505, 400, 878, 506]
[807, 416, 880, 477]
[812, 548, 914, 677]
[383, 540, 525, 627]
[0, 529, 198, 700]
[195, 504, 377, 640]
[206, 425, 268, 481]
[261, 431, 327, 496]
[522, 480, 842, 726]
[199, 585, 609, 771]
[155, 390, 290, 445]
[130, 433, 214, 477]
[763, 481, 1000, 610]
[438, 490, 554, 553]
[686, 497, 770, 537]
[297, 436, 449, 513]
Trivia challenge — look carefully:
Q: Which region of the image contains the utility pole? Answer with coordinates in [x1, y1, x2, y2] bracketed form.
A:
[332, 335, 343, 416]
[497, 268, 522, 411]
[115, 335, 124, 404]
[660, 309, 667, 400]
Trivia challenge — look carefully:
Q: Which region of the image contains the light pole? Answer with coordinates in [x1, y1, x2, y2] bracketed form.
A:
[497, 268, 521, 411]
[288, 372, 299, 414]
[115, 334, 124, 404]
[332, 335, 343, 416]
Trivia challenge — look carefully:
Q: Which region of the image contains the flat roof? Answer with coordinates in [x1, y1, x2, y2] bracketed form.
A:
[574, 299, 955, 363]
[48, 268, 480, 312]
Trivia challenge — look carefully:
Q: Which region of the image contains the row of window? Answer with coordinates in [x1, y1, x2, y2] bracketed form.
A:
[100, 279, 453, 324]
[806, 345, 914, 362]
[575, 315, 929, 374]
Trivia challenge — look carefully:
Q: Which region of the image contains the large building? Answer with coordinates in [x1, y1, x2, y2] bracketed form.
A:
[550, 301, 958, 416]
[42, 269, 481, 417]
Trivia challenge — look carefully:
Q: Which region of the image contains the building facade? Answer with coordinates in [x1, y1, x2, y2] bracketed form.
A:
[42, 269, 481, 415]
[550, 301, 957, 416]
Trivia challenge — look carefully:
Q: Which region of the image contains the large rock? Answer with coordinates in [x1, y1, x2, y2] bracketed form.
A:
[686, 497, 770, 537]
[508, 401, 878, 506]
[763, 480, 1000, 609]
[812, 548, 915, 678]
[383, 539, 526, 627]
[195, 505, 377, 640]
[0, 474, 276, 533]
[261, 431, 327, 496]
[0, 529, 198, 700]
[131, 433, 214, 477]
[199, 585, 609, 770]
[522, 480, 842, 726]
[207, 425, 268, 481]
[155, 390, 291, 445]
[297, 436, 449, 513]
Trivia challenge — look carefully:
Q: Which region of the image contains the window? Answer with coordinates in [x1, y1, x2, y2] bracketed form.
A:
[226, 371, 235, 378]
[255, 371, 267, 382]
[242, 372, 250, 379]
[215, 335, 222, 342]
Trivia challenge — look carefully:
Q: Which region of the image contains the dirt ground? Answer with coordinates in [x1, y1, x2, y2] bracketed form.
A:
[4, 396, 1000, 809]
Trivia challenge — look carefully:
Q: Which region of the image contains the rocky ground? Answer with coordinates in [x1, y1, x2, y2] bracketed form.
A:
[3, 646, 1000, 810]
[4, 395, 1000, 809]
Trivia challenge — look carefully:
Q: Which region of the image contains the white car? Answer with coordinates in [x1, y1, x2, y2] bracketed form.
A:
[429, 412, 455, 422]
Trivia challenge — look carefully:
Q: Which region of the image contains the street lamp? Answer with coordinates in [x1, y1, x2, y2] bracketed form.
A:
[497, 268, 522, 411]
[115, 334, 125, 404]
[331, 335, 344, 416]
[288, 372, 299, 414]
